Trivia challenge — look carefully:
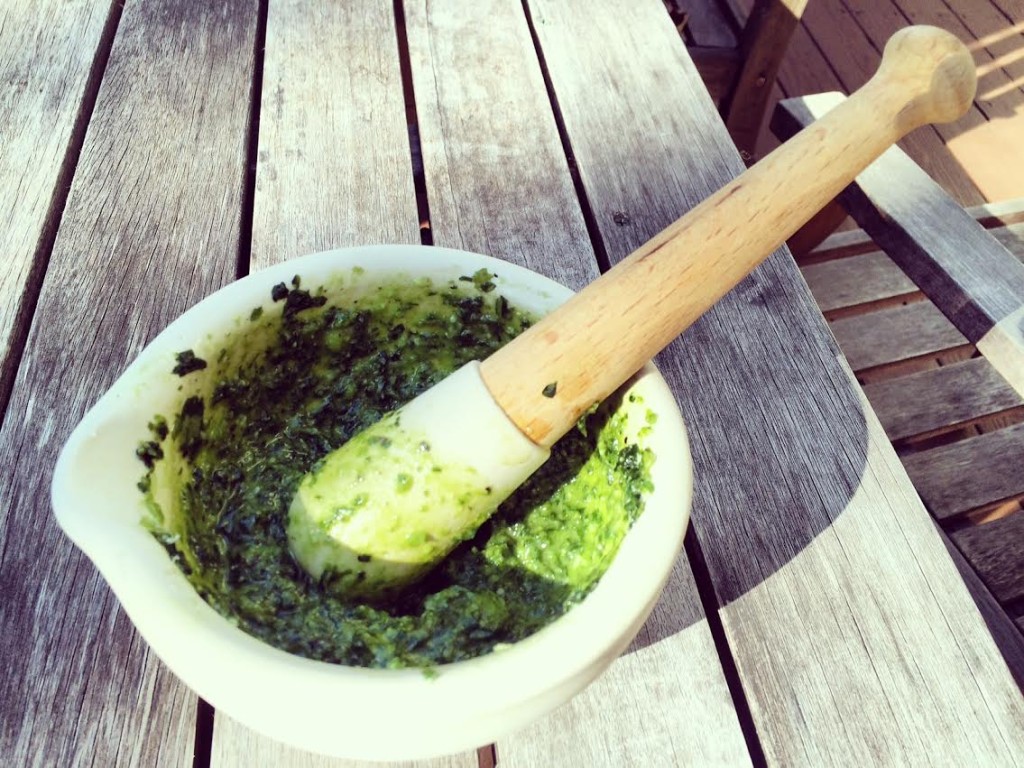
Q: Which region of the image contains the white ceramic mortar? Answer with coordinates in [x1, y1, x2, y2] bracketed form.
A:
[52, 245, 692, 760]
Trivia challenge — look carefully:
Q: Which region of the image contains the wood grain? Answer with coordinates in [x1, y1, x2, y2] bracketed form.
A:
[953, 512, 1024, 605]
[829, 300, 969, 372]
[991, 223, 1024, 261]
[0, 0, 115, 405]
[978, 305, 1024, 398]
[407, 0, 748, 762]
[806, 206, 1024, 263]
[902, 422, 1024, 520]
[0, 0, 259, 764]
[943, 0, 1024, 105]
[863, 357, 1024, 441]
[724, 402, 1024, 763]
[801, 250, 917, 312]
[405, 0, 595, 288]
[777, 91, 1024, 396]
[496, 554, 750, 767]
[809, 0, 999, 172]
[889, 0, 1024, 120]
[249, 0, 420, 271]
[528, 0, 1024, 762]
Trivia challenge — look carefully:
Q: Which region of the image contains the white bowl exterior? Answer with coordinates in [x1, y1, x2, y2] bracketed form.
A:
[51, 245, 693, 760]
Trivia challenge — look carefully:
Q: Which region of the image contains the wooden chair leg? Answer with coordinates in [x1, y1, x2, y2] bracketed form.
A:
[723, 0, 809, 157]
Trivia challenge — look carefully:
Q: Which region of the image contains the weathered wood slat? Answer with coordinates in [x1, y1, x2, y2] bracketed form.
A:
[823, 0, 1007, 184]
[942, 0, 1024, 104]
[801, 250, 917, 312]
[808, 212, 1024, 264]
[0, 0, 114, 403]
[886, 0, 1024, 202]
[0, 0, 259, 764]
[952, 513, 1024, 605]
[863, 357, 1024, 442]
[496, 552, 746, 767]
[406, 1, 747, 763]
[829, 300, 969, 372]
[406, 0, 596, 289]
[886, 0, 1024, 115]
[248, 0, 420, 272]
[529, 0, 1024, 762]
[207, 1, 436, 764]
[902, 422, 1024, 520]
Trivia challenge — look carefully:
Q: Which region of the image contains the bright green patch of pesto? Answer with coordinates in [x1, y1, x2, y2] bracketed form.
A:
[140, 269, 655, 669]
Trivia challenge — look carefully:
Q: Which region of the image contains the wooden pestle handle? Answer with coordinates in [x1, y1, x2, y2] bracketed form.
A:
[481, 25, 976, 448]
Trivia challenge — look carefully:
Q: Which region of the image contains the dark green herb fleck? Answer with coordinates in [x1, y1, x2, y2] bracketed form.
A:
[135, 440, 163, 468]
[148, 415, 168, 441]
[172, 350, 207, 377]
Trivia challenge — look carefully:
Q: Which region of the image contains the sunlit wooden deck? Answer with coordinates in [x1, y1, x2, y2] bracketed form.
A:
[754, 0, 1024, 207]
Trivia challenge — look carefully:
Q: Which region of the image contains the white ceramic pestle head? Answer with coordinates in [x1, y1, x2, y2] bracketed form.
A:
[287, 361, 548, 598]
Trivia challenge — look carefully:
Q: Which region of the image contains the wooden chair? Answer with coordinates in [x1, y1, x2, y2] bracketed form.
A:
[772, 93, 1024, 658]
[666, 0, 809, 158]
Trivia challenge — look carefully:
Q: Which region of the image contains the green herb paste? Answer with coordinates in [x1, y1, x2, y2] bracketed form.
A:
[140, 269, 655, 669]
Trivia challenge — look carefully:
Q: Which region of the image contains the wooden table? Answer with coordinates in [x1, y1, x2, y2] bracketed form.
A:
[3, 1, 1023, 765]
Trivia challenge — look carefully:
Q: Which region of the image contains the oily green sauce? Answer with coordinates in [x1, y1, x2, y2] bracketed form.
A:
[140, 269, 655, 669]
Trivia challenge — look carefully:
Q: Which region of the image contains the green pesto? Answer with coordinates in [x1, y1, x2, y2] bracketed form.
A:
[140, 269, 655, 669]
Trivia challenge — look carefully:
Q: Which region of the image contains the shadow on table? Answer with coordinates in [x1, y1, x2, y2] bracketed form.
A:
[618, 266, 1024, 693]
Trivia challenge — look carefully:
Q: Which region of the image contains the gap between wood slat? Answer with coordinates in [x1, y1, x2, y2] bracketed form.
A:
[0, 0, 123, 428]
[863, 356, 1024, 442]
[683, 530, 768, 768]
[791, 0, 989, 206]
[202, 0, 268, 763]
[520, 0, 611, 274]
[235, 0, 269, 280]
[963, 496, 1024, 528]
[193, 699, 214, 768]
[394, 0, 433, 246]
[801, 249, 918, 313]
[476, 745, 496, 768]
[853, 344, 978, 383]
